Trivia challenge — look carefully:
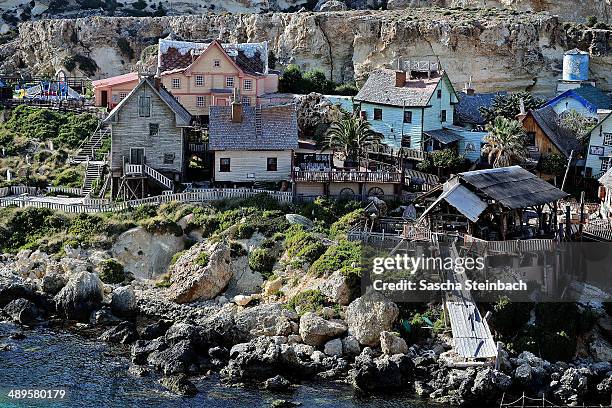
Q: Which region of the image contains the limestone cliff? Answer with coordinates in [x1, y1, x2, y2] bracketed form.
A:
[1, 8, 610, 94]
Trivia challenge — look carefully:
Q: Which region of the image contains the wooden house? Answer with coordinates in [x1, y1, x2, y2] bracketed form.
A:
[418, 166, 568, 240]
[543, 84, 612, 118]
[104, 77, 192, 199]
[455, 89, 506, 130]
[92, 72, 140, 110]
[354, 61, 459, 151]
[208, 100, 298, 187]
[584, 111, 612, 178]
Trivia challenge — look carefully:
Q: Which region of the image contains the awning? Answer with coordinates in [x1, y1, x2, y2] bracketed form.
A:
[424, 129, 464, 144]
[419, 182, 487, 223]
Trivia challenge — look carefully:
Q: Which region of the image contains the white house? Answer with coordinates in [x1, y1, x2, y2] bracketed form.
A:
[208, 101, 298, 186]
[354, 63, 459, 151]
[543, 84, 612, 119]
[584, 111, 612, 178]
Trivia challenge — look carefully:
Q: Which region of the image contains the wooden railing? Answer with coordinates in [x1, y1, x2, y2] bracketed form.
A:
[399, 147, 428, 161]
[143, 164, 174, 190]
[188, 142, 208, 153]
[462, 234, 557, 253]
[0, 188, 294, 213]
[46, 186, 83, 196]
[0, 185, 38, 197]
[124, 164, 143, 175]
[294, 170, 402, 183]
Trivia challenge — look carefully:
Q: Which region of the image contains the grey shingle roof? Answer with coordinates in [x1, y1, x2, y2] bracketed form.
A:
[209, 104, 298, 151]
[424, 128, 463, 144]
[571, 84, 612, 110]
[456, 92, 506, 126]
[458, 166, 568, 209]
[530, 106, 582, 158]
[354, 69, 444, 107]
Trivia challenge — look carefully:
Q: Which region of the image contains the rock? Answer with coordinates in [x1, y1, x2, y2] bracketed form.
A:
[3, 298, 39, 325]
[346, 292, 398, 346]
[552, 367, 589, 403]
[128, 365, 150, 377]
[167, 242, 231, 303]
[131, 338, 167, 365]
[89, 307, 121, 326]
[350, 350, 410, 391]
[514, 363, 533, 385]
[299, 312, 347, 347]
[263, 277, 283, 297]
[380, 331, 407, 355]
[159, 374, 197, 397]
[263, 375, 291, 390]
[224, 255, 264, 298]
[235, 303, 296, 338]
[40, 273, 67, 295]
[323, 338, 343, 357]
[148, 340, 197, 375]
[319, 270, 351, 305]
[342, 335, 361, 357]
[208, 346, 229, 361]
[0, 274, 36, 308]
[0, 343, 12, 351]
[110, 286, 137, 317]
[233, 295, 253, 306]
[9, 332, 26, 340]
[54, 272, 103, 322]
[112, 227, 184, 280]
[285, 214, 314, 229]
[471, 368, 512, 399]
[100, 321, 138, 344]
[597, 375, 612, 396]
[589, 327, 612, 361]
[139, 320, 173, 340]
[318, 0, 347, 11]
[414, 380, 432, 396]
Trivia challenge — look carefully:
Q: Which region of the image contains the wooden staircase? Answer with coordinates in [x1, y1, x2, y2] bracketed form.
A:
[144, 164, 174, 191]
[72, 123, 110, 163]
[81, 161, 105, 196]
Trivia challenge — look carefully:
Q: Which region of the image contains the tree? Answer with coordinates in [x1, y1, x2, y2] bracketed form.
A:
[540, 153, 567, 176]
[559, 109, 598, 143]
[278, 64, 305, 93]
[482, 117, 529, 167]
[303, 70, 334, 94]
[325, 114, 382, 164]
[480, 92, 545, 124]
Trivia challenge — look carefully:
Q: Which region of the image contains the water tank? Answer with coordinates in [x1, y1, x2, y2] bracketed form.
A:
[562, 49, 589, 82]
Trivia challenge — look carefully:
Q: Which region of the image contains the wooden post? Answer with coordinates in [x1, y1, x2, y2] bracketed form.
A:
[565, 204, 571, 241]
[579, 191, 585, 239]
[561, 149, 574, 192]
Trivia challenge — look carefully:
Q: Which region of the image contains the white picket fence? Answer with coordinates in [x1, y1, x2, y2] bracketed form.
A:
[0, 188, 293, 213]
[46, 186, 83, 196]
[0, 185, 38, 197]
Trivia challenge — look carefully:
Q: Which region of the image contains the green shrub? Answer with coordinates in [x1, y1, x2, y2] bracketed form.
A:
[310, 240, 361, 277]
[63, 54, 98, 76]
[194, 252, 210, 267]
[99, 258, 125, 284]
[229, 241, 247, 257]
[286, 290, 328, 315]
[333, 83, 359, 96]
[248, 248, 276, 277]
[52, 167, 83, 187]
[139, 216, 183, 236]
[170, 250, 185, 266]
[488, 296, 532, 337]
[329, 208, 363, 238]
[155, 273, 172, 288]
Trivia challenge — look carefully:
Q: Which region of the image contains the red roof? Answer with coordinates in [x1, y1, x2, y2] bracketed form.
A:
[92, 72, 140, 88]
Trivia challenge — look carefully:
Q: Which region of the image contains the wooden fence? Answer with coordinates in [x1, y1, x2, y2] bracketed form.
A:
[0, 188, 294, 213]
[46, 186, 83, 196]
[0, 185, 38, 197]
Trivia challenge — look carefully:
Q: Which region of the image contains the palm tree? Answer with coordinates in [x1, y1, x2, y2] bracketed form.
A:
[482, 116, 529, 168]
[325, 114, 382, 166]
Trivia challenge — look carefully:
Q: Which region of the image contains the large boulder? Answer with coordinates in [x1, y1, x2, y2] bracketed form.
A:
[234, 303, 297, 338]
[112, 226, 185, 280]
[380, 331, 407, 355]
[3, 298, 39, 325]
[41, 273, 67, 295]
[298, 312, 347, 347]
[0, 273, 36, 307]
[54, 272, 103, 322]
[111, 286, 137, 317]
[224, 255, 263, 298]
[167, 242, 231, 303]
[470, 368, 512, 399]
[346, 292, 399, 346]
[319, 270, 351, 305]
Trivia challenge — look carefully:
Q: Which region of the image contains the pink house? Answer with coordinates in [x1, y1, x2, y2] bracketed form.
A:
[92, 72, 140, 110]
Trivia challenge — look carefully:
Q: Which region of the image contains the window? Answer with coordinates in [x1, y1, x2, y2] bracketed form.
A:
[267, 157, 277, 171]
[220, 158, 231, 172]
[226, 77, 234, 88]
[604, 133, 612, 146]
[171, 78, 181, 89]
[138, 96, 150, 117]
[373, 108, 383, 121]
[437, 89, 442, 99]
[441, 109, 447, 122]
[601, 158, 611, 172]
[195, 75, 204, 87]
[526, 132, 536, 146]
[242, 96, 251, 106]
[403, 111, 412, 124]
[163, 153, 175, 165]
[401, 136, 411, 148]
[119, 92, 128, 100]
[149, 123, 159, 136]
[213, 59, 220, 67]
[243, 79, 252, 91]
[196, 96, 205, 107]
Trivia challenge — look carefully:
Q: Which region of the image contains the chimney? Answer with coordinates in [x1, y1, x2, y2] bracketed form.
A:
[464, 76, 475, 95]
[395, 70, 406, 87]
[519, 98, 526, 115]
[231, 88, 242, 123]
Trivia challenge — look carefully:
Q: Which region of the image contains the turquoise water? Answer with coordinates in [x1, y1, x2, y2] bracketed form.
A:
[0, 323, 434, 408]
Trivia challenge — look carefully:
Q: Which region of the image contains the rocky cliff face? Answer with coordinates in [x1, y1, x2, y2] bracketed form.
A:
[1, 8, 610, 94]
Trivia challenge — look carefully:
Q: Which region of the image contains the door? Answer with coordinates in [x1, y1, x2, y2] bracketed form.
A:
[100, 90, 108, 109]
[217, 98, 228, 106]
[130, 148, 145, 165]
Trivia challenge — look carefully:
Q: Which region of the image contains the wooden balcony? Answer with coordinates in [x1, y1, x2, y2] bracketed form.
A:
[294, 170, 402, 183]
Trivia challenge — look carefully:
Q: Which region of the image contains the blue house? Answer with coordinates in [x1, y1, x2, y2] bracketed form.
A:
[584, 111, 612, 178]
[354, 65, 459, 150]
[543, 84, 612, 118]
